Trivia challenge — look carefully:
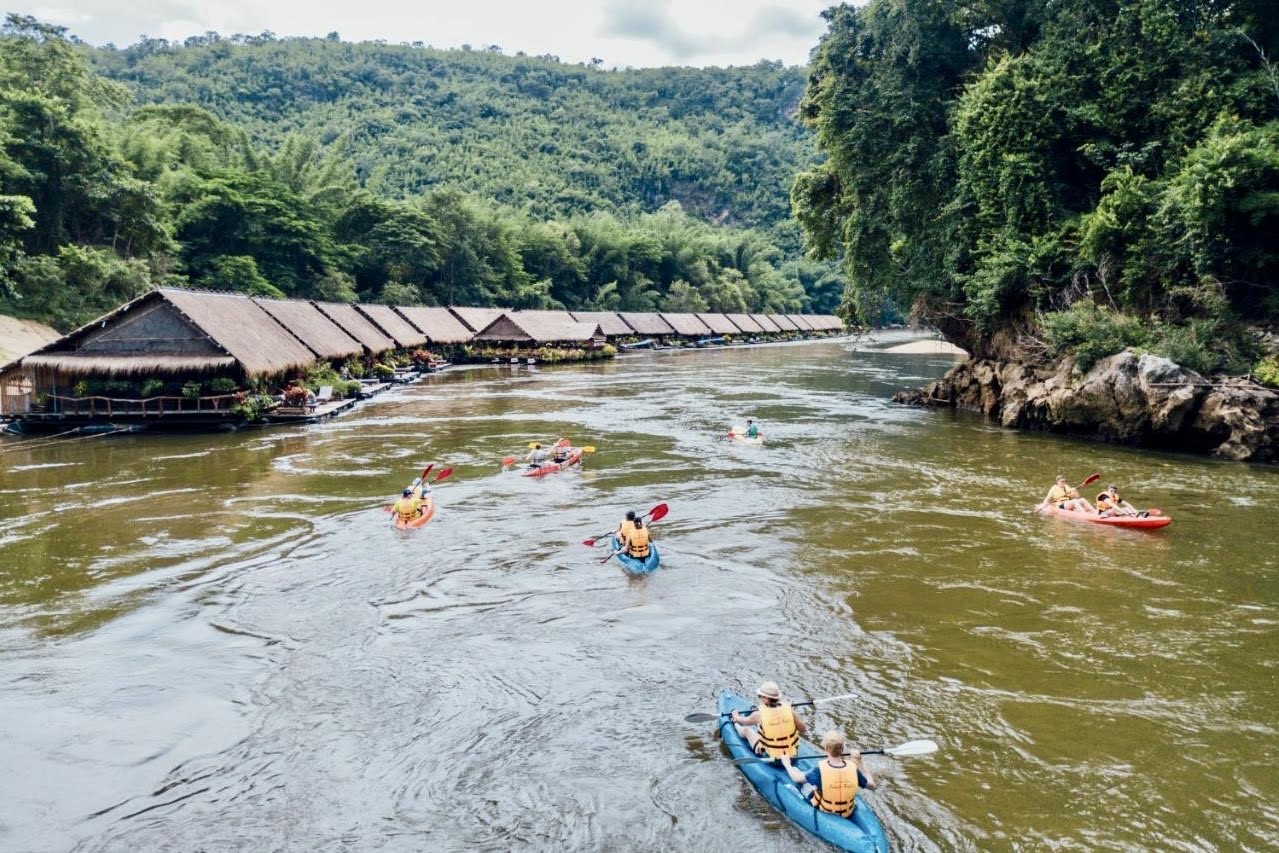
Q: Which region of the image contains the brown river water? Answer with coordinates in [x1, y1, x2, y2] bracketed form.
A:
[1, 338, 1275, 851]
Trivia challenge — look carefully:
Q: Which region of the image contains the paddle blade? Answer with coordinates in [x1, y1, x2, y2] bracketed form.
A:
[501, 455, 515, 466]
[421, 464, 434, 480]
[433, 467, 453, 482]
[647, 503, 669, 523]
[883, 739, 939, 758]
[1081, 472, 1101, 487]
[581, 446, 596, 453]
[1147, 507, 1164, 516]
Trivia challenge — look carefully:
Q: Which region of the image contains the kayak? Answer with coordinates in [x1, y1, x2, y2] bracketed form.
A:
[716, 692, 890, 853]
[522, 449, 584, 477]
[609, 535, 660, 575]
[394, 495, 436, 529]
[1036, 502, 1172, 529]
[729, 431, 764, 446]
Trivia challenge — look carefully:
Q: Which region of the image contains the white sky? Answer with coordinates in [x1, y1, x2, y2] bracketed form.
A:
[17, 0, 836, 68]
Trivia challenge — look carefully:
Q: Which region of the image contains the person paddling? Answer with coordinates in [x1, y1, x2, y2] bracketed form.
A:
[392, 487, 422, 522]
[526, 443, 549, 468]
[730, 681, 807, 759]
[551, 438, 572, 464]
[1043, 474, 1094, 513]
[782, 730, 875, 817]
[617, 510, 637, 540]
[745, 418, 760, 438]
[622, 517, 651, 561]
[1096, 484, 1140, 517]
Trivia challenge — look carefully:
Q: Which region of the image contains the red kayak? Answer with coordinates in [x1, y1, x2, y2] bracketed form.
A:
[522, 449, 584, 477]
[1035, 502, 1171, 529]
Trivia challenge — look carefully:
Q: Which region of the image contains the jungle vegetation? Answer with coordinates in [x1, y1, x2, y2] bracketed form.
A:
[795, 0, 1279, 375]
[0, 16, 839, 332]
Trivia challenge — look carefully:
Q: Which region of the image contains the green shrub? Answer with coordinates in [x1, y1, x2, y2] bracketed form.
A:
[1039, 303, 1151, 372]
[345, 359, 365, 378]
[181, 380, 203, 399]
[1252, 357, 1279, 388]
[140, 378, 165, 398]
[338, 379, 363, 398]
[209, 377, 238, 394]
[73, 380, 89, 396]
[232, 393, 275, 422]
[373, 362, 395, 379]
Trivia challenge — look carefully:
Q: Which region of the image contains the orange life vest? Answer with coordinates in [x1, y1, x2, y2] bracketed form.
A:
[618, 519, 636, 538]
[810, 759, 859, 816]
[756, 702, 799, 758]
[626, 526, 651, 558]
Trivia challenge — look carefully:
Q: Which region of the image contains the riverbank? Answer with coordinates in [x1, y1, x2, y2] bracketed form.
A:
[893, 349, 1279, 462]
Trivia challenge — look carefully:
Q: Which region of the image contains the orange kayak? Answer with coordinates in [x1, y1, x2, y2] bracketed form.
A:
[394, 495, 436, 529]
[1036, 502, 1171, 529]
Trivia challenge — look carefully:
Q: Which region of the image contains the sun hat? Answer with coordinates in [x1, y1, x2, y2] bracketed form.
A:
[757, 681, 781, 700]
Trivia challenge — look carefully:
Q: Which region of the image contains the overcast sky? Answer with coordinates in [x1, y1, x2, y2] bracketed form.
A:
[15, 0, 837, 68]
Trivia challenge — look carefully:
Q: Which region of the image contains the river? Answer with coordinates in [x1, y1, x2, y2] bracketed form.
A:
[1, 337, 1275, 851]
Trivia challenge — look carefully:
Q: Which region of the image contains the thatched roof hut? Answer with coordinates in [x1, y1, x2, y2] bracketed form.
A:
[724, 314, 765, 334]
[786, 314, 815, 331]
[568, 311, 632, 338]
[659, 313, 713, 337]
[395, 306, 475, 344]
[314, 302, 396, 354]
[617, 312, 675, 336]
[751, 314, 782, 333]
[805, 314, 845, 331]
[695, 313, 741, 335]
[449, 306, 506, 333]
[473, 311, 603, 344]
[18, 288, 314, 379]
[253, 297, 363, 360]
[357, 303, 427, 348]
[770, 314, 801, 332]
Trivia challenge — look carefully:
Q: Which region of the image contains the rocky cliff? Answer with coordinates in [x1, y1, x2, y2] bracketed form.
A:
[894, 350, 1279, 462]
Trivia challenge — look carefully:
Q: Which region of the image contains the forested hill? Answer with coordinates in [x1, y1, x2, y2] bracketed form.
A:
[88, 36, 813, 239]
[0, 17, 844, 333]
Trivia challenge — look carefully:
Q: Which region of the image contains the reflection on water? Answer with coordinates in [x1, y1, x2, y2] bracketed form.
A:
[1, 340, 1276, 851]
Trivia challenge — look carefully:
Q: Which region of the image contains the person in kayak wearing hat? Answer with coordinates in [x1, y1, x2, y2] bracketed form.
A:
[1043, 474, 1094, 513]
[730, 681, 807, 759]
[782, 730, 875, 817]
[392, 487, 422, 522]
[1096, 484, 1140, 517]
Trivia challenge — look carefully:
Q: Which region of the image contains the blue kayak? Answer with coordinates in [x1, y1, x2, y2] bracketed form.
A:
[717, 692, 890, 853]
[610, 535, 660, 575]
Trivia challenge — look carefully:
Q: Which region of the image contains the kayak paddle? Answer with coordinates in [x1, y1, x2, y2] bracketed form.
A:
[383, 466, 433, 513]
[1033, 471, 1101, 514]
[731, 739, 938, 764]
[684, 692, 859, 723]
[583, 502, 668, 547]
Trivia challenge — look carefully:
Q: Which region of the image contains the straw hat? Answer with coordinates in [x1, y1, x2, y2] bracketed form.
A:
[757, 681, 781, 700]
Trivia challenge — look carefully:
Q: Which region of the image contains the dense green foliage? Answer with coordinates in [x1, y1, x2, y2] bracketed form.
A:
[796, 0, 1279, 372]
[0, 17, 837, 332]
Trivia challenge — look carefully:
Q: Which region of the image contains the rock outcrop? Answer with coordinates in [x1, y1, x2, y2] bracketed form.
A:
[894, 350, 1279, 462]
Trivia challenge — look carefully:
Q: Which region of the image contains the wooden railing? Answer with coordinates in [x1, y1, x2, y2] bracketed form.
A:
[43, 393, 243, 418]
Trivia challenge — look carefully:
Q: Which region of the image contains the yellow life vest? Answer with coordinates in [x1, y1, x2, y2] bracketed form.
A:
[1096, 493, 1114, 510]
[393, 496, 420, 520]
[626, 526, 651, 558]
[810, 759, 859, 817]
[1048, 484, 1077, 503]
[756, 703, 799, 758]
[618, 519, 636, 539]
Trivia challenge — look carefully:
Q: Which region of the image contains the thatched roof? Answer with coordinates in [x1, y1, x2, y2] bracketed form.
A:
[395, 306, 475, 344]
[805, 314, 845, 331]
[617, 312, 675, 336]
[695, 313, 740, 335]
[357, 303, 427, 348]
[0, 315, 59, 365]
[22, 354, 237, 376]
[659, 313, 713, 336]
[786, 314, 815, 331]
[449, 306, 506, 333]
[314, 302, 396, 353]
[253, 297, 363, 360]
[160, 288, 317, 377]
[569, 311, 632, 337]
[770, 314, 801, 332]
[724, 313, 765, 334]
[473, 311, 602, 343]
[751, 314, 782, 333]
